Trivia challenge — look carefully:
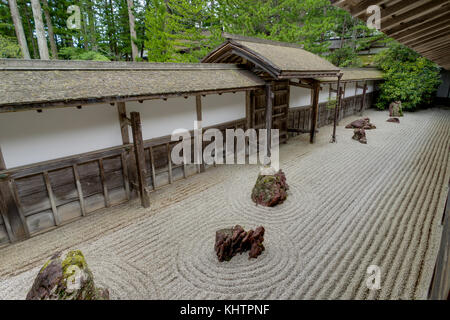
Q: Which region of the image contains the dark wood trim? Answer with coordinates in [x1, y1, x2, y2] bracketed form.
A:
[117, 102, 130, 144]
[43, 171, 60, 226]
[265, 83, 274, 158]
[359, 81, 368, 115]
[0, 86, 264, 114]
[332, 75, 343, 143]
[130, 112, 150, 208]
[72, 164, 86, 216]
[310, 81, 320, 144]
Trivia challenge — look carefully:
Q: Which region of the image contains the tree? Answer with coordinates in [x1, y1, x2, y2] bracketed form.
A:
[375, 42, 442, 111]
[127, 0, 138, 60]
[41, 0, 58, 58]
[30, 0, 49, 59]
[8, 0, 30, 59]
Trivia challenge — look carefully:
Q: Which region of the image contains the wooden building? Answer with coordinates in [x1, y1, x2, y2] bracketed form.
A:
[0, 37, 382, 246]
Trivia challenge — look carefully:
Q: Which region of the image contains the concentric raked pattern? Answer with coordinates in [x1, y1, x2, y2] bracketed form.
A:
[0, 109, 448, 300]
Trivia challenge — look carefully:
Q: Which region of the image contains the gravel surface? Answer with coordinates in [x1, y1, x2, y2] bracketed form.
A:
[0, 108, 449, 300]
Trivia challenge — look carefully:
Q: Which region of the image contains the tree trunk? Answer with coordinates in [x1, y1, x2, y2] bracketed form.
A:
[41, 0, 58, 59]
[127, 0, 139, 61]
[30, 0, 49, 60]
[23, 4, 38, 58]
[87, 0, 97, 50]
[8, 0, 30, 59]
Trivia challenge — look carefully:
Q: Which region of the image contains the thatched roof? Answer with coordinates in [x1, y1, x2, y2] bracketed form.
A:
[316, 68, 384, 83]
[202, 35, 340, 79]
[0, 59, 265, 112]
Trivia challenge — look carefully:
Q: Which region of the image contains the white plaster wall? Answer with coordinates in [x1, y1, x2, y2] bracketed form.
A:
[290, 86, 311, 107]
[345, 82, 357, 97]
[0, 103, 123, 168]
[126, 97, 197, 141]
[201, 92, 246, 127]
[319, 85, 330, 103]
[356, 81, 364, 95]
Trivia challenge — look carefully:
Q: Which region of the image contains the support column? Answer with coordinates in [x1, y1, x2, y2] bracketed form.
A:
[130, 112, 150, 208]
[0, 146, 27, 242]
[359, 81, 368, 115]
[332, 74, 343, 143]
[196, 95, 205, 173]
[265, 83, 273, 159]
[117, 102, 135, 198]
[310, 81, 320, 144]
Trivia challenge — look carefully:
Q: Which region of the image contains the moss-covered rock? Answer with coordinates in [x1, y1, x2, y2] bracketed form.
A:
[26, 250, 109, 300]
[389, 101, 403, 117]
[251, 170, 289, 207]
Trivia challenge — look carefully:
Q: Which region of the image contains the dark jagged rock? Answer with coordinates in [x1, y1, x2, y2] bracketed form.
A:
[26, 250, 109, 300]
[251, 170, 289, 207]
[352, 128, 367, 144]
[345, 118, 376, 130]
[389, 101, 403, 117]
[215, 225, 265, 262]
[387, 117, 400, 123]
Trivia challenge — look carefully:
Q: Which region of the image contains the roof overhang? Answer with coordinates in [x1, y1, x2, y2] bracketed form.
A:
[331, 0, 450, 70]
[202, 40, 341, 79]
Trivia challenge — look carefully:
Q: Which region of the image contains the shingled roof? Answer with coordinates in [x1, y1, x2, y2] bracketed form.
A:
[317, 68, 384, 83]
[202, 35, 341, 79]
[0, 59, 265, 112]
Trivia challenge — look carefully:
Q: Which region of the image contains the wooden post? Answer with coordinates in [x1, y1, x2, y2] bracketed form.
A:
[245, 91, 252, 130]
[359, 81, 368, 115]
[332, 74, 343, 143]
[265, 82, 273, 158]
[117, 102, 130, 144]
[0, 146, 28, 242]
[130, 112, 150, 208]
[196, 95, 205, 173]
[310, 81, 320, 144]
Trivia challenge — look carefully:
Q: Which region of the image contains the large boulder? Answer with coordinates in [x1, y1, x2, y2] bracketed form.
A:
[215, 225, 265, 262]
[251, 170, 289, 207]
[26, 250, 109, 300]
[389, 101, 403, 117]
[345, 118, 376, 130]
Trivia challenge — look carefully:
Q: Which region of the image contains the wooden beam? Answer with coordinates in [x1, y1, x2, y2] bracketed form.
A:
[310, 81, 320, 144]
[382, 0, 449, 31]
[98, 159, 110, 208]
[43, 171, 60, 226]
[72, 164, 86, 216]
[130, 112, 150, 208]
[359, 81, 368, 115]
[117, 102, 130, 144]
[289, 81, 313, 89]
[397, 19, 450, 42]
[265, 82, 273, 158]
[332, 74, 343, 143]
[0, 146, 14, 243]
[196, 95, 205, 173]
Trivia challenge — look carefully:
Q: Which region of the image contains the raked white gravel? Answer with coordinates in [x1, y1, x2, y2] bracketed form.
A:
[0, 108, 449, 300]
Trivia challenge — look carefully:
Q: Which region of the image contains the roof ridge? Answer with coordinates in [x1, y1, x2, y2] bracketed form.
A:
[0, 59, 243, 71]
[222, 33, 305, 49]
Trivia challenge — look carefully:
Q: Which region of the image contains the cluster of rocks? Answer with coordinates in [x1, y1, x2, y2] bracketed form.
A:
[346, 118, 376, 144]
[215, 225, 265, 262]
[345, 118, 377, 130]
[26, 250, 109, 300]
[251, 169, 289, 207]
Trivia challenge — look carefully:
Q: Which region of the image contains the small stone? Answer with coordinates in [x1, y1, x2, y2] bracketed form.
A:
[26, 250, 109, 300]
[387, 117, 400, 123]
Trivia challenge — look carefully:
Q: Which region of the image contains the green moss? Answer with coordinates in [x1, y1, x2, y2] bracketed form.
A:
[61, 250, 87, 278]
[39, 259, 52, 273]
